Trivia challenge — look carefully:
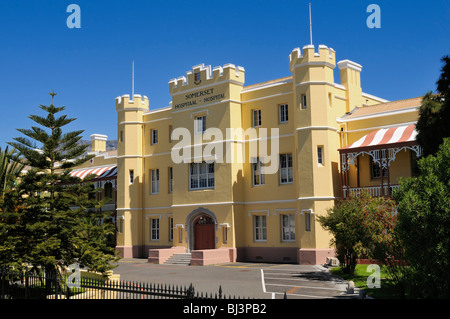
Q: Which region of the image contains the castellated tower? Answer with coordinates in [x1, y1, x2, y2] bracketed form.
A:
[115, 94, 149, 258]
[289, 44, 340, 260]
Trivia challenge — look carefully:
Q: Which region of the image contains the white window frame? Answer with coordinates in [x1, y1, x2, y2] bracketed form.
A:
[252, 109, 261, 127]
[252, 157, 265, 186]
[301, 94, 307, 109]
[279, 104, 288, 123]
[189, 162, 215, 190]
[150, 218, 160, 241]
[281, 214, 296, 241]
[151, 129, 158, 145]
[150, 169, 159, 194]
[317, 146, 324, 165]
[302, 209, 313, 232]
[254, 215, 267, 242]
[195, 116, 206, 134]
[280, 153, 293, 184]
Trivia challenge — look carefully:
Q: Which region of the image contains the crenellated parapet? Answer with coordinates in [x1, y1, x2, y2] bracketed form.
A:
[289, 44, 336, 72]
[169, 63, 245, 95]
[115, 94, 149, 112]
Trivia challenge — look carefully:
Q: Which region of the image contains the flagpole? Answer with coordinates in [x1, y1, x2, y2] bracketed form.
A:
[132, 60, 135, 99]
[309, 3, 313, 45]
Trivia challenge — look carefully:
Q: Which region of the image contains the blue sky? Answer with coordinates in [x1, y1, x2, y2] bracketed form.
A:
[0, 0, 449, 148]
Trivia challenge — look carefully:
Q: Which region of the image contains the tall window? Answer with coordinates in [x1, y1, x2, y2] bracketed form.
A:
[317, 146, 324, 165]
[129, 169, 134, 184]
[281, 214, 295, 241]
[169, 217, 173, 242]
[254, 215, 267, 241]
[252, 158, 265, 186]
[301, 94, 307, 109]
[169, 125, 173, 143]
[150, 218, 159, 241]
[151, 129, 158, 145]
[279, 104, 288, 123]
[252, 109, 261, 127]
[190, 162, 214, 190]
[195, 116, 206, 134]
[280, 153, 293, 184]
[150, 169, 159, 194]
[168, 167, 173, 193]
[305, 212, 311, 232]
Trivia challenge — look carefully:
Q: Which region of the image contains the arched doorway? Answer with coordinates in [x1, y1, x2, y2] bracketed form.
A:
[194, 215, 215, 250]
[186, 207, 217, 252]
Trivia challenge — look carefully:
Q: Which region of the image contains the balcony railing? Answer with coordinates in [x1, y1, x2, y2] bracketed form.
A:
[342, 185, 400, 199]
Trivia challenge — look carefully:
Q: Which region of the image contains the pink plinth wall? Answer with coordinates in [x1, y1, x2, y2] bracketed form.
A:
[147, 246, 186, 264]
[298, 248, 335, 265]
[190, 248, 237, 266]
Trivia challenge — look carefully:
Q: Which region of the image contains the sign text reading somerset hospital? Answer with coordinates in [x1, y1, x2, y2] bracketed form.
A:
[174, 88, 225, 110]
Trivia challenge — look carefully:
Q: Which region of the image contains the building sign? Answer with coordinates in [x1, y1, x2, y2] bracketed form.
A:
[173, 87, 226, 110]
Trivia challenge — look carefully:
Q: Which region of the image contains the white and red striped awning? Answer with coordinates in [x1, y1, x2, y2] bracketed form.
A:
[70, 165, 117, 180]
[341, 125, 417, 151]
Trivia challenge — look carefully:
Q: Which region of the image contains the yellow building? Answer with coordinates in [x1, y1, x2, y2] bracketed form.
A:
[73, 43, 422, 265]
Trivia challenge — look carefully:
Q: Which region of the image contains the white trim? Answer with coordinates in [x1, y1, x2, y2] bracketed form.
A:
[145, 213, 162, 220]
[337, 106, 419, 122]
[290, 60, 335, 72]
[298, 196, 336, 201]
[334, 95, 347, 101]
[116, 208, 142, 211]
[144, 117, 172, 124]
[117, 121, 144, 125]
[143, 106, 172, 115]
[300, 209, 314, 215]
[248, 209, 270, 217]
[362, 92, 389, 103]
[116, 155, 143, 159]
[295, 81, 335, 87]
[342, 121, 417, 134]
[274, 208, 297, 216]
[241, 91, 292, 104]
[337, 60, 362, 72]
[117, 107, 148, 113]
[241, 78, 293, 93]
[90, 134, 108, 141]
[296, 126, 338, 132]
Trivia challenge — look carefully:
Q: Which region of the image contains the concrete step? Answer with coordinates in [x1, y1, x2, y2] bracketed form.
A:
[164, 253, 191, 265]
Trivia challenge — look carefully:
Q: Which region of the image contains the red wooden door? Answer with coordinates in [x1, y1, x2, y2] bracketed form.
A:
[194, 216, 215, 250]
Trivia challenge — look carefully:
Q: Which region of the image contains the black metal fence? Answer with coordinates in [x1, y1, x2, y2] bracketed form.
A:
[0, 268, 246, 300]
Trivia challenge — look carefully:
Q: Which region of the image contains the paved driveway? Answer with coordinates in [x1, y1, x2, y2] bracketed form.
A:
[111, 259, 358, 299]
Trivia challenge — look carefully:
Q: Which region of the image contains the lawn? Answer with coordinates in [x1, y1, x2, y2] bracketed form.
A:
[330, 264, 405, 299]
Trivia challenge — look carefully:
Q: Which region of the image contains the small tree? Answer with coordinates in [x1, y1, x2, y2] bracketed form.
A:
[317, 192, 397, 275]
[1, 92, 118, 289]
[393, 138, 450, 298]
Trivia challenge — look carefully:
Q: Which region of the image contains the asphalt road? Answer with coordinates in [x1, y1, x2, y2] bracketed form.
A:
[111, 259, 359, 299]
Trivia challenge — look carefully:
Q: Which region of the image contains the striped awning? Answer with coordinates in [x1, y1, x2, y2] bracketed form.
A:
[70, 165, 117, 180]
[342, 125, 417, 151]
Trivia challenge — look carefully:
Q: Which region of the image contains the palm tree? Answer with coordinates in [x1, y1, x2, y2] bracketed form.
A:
[0, 146, 24, 195]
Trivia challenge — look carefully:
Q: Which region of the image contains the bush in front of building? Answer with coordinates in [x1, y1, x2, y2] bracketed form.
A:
[393, 138, 450, 299]
[317, 192, 397, 276]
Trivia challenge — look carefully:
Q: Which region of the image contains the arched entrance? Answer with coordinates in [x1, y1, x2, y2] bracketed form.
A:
[194, 215, 215, 250]
[186, 207, 217, 251]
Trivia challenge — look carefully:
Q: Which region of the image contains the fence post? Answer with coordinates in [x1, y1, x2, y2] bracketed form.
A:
[24, 270, 29, 299]
[187, 283, 195, 299]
